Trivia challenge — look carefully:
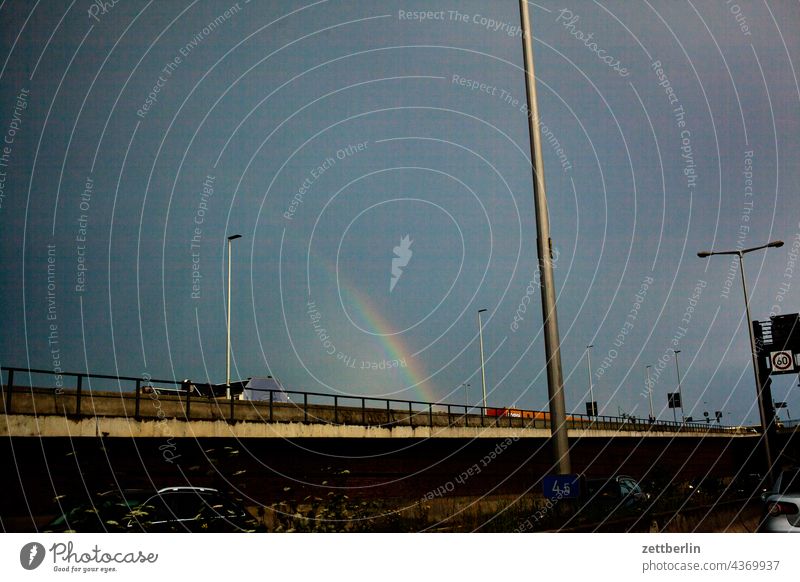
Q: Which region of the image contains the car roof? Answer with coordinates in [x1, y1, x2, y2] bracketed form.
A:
[584, 474, 636, 482]
[155, 486, 220, 493]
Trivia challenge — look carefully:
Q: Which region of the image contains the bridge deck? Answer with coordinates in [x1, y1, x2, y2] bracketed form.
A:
[1, 387, 756, 439]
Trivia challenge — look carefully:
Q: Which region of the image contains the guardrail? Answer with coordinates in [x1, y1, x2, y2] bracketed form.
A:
[1, 366, 745, 434]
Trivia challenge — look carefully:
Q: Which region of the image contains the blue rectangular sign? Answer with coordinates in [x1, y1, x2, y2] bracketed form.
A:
[543, 474, 580, 500]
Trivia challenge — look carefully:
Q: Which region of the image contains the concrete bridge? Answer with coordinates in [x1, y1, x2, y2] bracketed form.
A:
[1, 383, 755, 441]
[3, 370, 795, 533]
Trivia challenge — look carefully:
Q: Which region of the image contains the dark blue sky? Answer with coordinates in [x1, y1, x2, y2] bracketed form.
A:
[1, 1, 799, 424]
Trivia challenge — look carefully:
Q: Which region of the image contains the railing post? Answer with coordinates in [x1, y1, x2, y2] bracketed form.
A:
[186, 384, 191, 420]
[5, 368, 14, 414]
[304, 393, 308, 423]
[334, 395, 338, 425]
[75, 374, 82, 415]
[480, 406, 484, 427]
[230, 391, 235, 422]
[428, 404, 433, 427]
[361, 398, 366, 425]
[135, 379, 141, 420]
[447, 404, 451, 427]
[409, 401, 413, 428]
[386, 400, 391, 426]
[269, 390, 273, 423]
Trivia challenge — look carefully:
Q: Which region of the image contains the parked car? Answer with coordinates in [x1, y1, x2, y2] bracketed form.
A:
[46, 487, 262, 533]
[727, 472, 769, 500]
[758, 467, 800, 533]
[581, 474, 649, 512]
[125, 487, 262, 532]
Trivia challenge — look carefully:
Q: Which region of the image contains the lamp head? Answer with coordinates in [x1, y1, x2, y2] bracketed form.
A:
[697, 251, 711, 258]
[228, 234, 243, 241]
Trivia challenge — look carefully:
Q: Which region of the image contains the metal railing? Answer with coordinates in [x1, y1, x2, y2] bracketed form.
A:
[1, 366, 745, 434]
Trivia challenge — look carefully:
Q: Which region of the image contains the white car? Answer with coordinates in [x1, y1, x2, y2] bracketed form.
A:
[759, 468, 800, 533]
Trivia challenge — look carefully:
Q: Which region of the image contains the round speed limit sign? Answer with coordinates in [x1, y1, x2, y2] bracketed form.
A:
[770, 350, 794, 372]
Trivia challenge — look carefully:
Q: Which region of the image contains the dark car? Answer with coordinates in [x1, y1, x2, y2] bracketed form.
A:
[727, 472, 769, 499]
[581, 475, 649, 512]
[46, 487, 262, 533]
[125, 487, 262, 532]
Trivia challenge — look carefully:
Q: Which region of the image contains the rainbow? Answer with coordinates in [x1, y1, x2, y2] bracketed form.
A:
[315, 259, 436, 402]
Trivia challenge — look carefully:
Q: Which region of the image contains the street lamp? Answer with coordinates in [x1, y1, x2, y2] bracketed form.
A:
[673, 349, 685, 423]
[645, 365, 655, 422]
[586, 345, 596, 416]
[226, 234, 242, 399]
[697, 240, 783, 478]
[478, 309, 488, 410]
[518, 0, 570, 475]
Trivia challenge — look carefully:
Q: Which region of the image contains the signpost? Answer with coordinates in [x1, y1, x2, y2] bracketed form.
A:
[543, 474, 580, 501]
[585, 401, 598, 417]
[753, 314, 800, 481]
[770, 350, 794, 373]
[667, 392, 681, 422]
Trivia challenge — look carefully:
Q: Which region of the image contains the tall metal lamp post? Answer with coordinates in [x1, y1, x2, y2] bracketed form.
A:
[478, 309, 488, 410]
[697, 240, 783, 479]
[586, 345, 596, 416]
[518, 0, 571, 475]
[673, 349, 685, 422]
[645, 365, 655, 422]
[226, 234, 242, 399]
